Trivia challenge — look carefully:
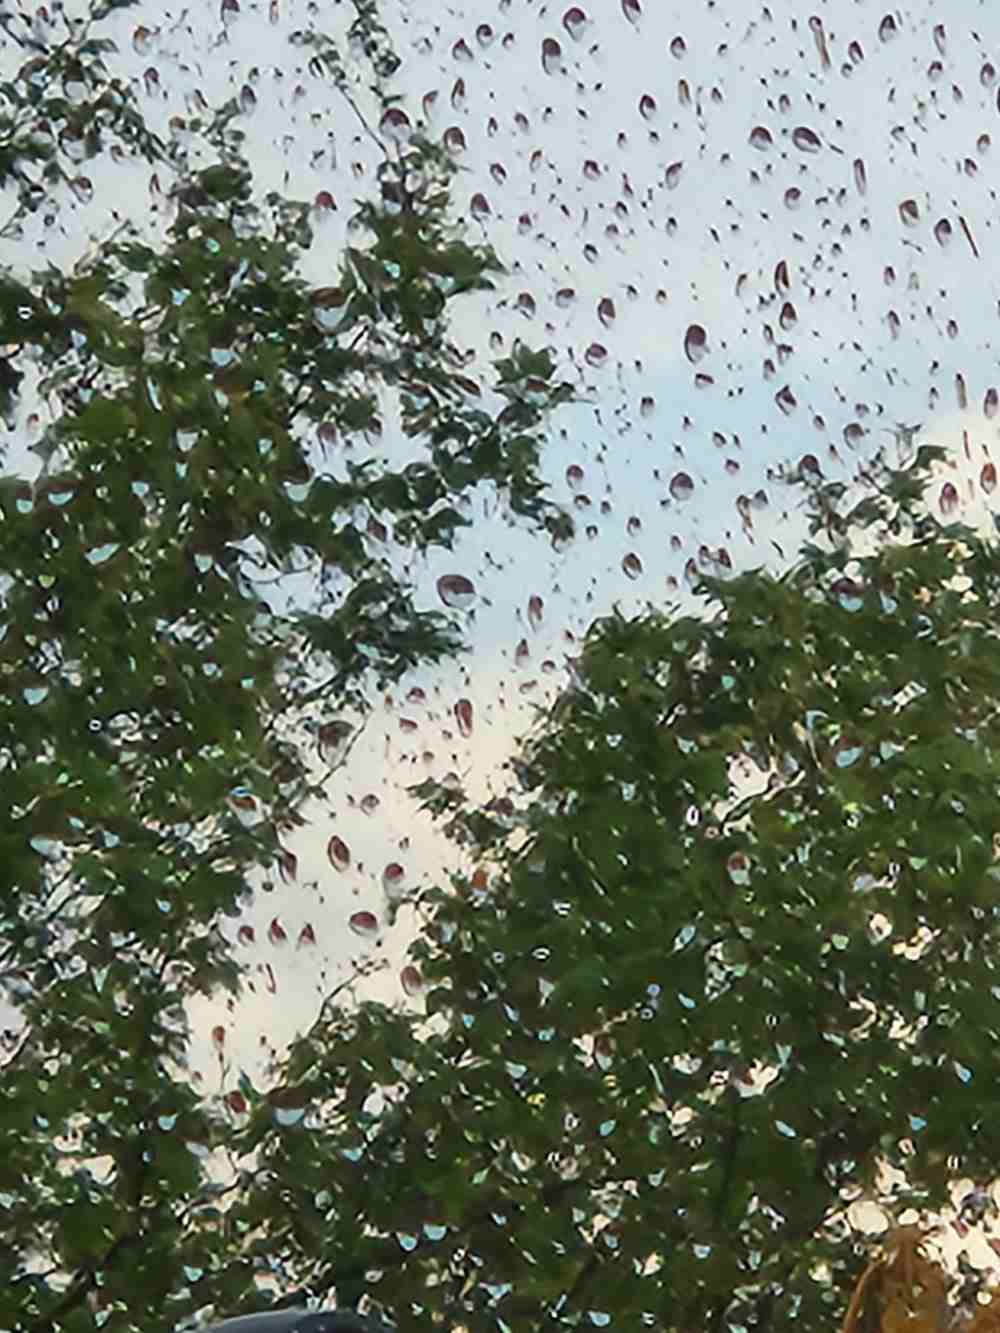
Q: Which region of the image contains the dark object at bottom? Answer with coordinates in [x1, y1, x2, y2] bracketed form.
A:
[202, 1310, 395, 1333]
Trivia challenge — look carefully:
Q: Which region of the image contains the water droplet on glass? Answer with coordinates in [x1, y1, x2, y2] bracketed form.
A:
[684, 324, 707, 363]
[349, 910, 379, 940]
[455, 698, 474, 737]
[228, 787, 262, 827]
[940, 482, 960, 517]
[562, 6, 588, 39]
[401, 964, 424, 996]
[383, 863, 406, 899]
[541, 37, 563, 74]
[86, 542, 120, 566]
[775, 385, 798, 414]
[670, 471, 695, 502]
[622, 552, 643, 580]
[727, 852, 750, 885]
[380, 107, 411, 143]
[437, 574, 476, 610]
[317, 720, 353, 766]
[749, 126, 773, 150]
[327, 835, 351, 872]
[878, 13, 897, 41]
[792, 126, 821, 153]
[899, 199, 920, 226]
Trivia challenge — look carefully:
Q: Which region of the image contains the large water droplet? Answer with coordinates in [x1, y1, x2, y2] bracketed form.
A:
[437, 574, 476, 609]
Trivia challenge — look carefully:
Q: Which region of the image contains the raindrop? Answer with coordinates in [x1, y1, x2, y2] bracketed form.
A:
[853, 159, 867, 195]
[622, 552, 643, 579]
[981, 463, 997, 494]
[327, 835, 351, 872]
[784, 188, 802, 208]
[268, 917, 288, 947]
[775, 385, 798, 414]
[670, 471, 695, 502]
[834, 738, 864, 768]
[792, 126, 822, 153]
[566, 464, 585, 490]
[670, 35, 686, 58]
[878, 14, 898, 42]
[349, 910, 379, 940]
[383, 863, 406, 899]
[86, 542, 120, 565]
[684, 324, 707, 363]
[933, 218, 952, 247]
[985, 389, 998, 419]
[227, 788, 262, 827]
[940, 482, 960, 518]
[527, 595, 544, 630]
[639, 94, 657, 120]
[298, 923, 317, 948]
[899, 199, 920, 227]
[665, 161, 684, 189]
[437, 574, 476, 609]
[562, 7, 588, 39]
[727, 852, 750, 886]
[749, 126, 773, 150]
[318, 720, 353, 766]
[541, 37, 563, 74]
[621, 0, 641, 25]
[380, 107, 412, 143]
[597, 297, 616, 326]
[401, 964, 424, 997]
[455, 698, 474, 737]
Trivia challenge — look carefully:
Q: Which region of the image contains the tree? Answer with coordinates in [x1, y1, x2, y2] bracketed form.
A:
[0, 2, 573, 1329]
[233, 443, 1000, 1333]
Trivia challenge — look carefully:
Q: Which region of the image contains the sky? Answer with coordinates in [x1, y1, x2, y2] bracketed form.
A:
[5, 0, 1000, 1268]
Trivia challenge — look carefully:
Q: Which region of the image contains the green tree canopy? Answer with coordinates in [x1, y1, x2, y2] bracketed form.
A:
[0, 3, 573, 1328]
[239, 444, 1000, 1333]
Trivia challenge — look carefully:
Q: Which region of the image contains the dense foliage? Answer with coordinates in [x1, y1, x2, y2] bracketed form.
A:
[4, 3, 999, 1333]
[0, 3, 572, 1329]
[330, 445, 999, 1333]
